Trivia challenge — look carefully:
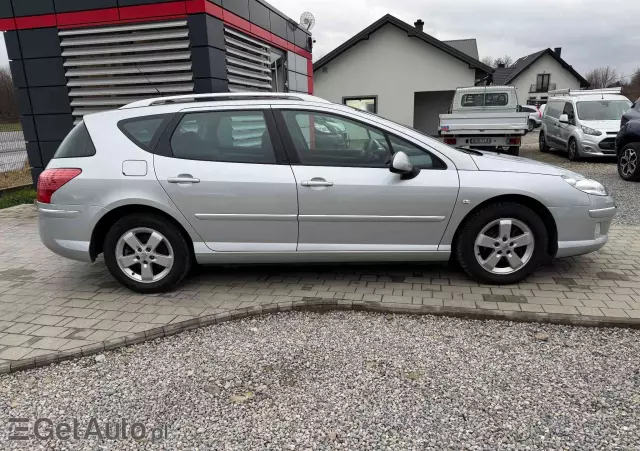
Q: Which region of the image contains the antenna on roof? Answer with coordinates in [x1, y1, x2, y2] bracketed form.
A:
[299, 12, 315, 31]
[133, 63, 163, 97]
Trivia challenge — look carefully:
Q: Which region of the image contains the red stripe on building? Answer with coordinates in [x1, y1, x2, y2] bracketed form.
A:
[307, 59, 314, 94]
[0, 18, 15, 31]
[57, 8, 120, 27]
[15, 14, 56, 29]
[222, 10, 250, 33]
[202, 0, 223, 18]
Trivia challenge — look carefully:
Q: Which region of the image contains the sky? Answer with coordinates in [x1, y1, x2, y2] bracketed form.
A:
[268, 0, 640, 78]
[0, 0, 636, 77]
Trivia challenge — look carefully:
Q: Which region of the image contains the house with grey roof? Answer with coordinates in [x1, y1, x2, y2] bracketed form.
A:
[492, 48, 589, 106]
[313, 15, 492, 135]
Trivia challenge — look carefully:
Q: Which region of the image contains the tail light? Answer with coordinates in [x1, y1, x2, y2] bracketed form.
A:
[444, 138, 457, 145]
[538, 109, 542, 118]
[37, 168, 82, 204]
[507, 137, 521, 145]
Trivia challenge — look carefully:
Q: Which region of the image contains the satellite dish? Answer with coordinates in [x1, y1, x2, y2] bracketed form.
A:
[300, 12, 315, 31]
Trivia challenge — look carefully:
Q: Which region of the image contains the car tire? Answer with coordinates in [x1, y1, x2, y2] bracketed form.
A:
[618, 142, 640, 181]
[103, 214, 192, 293]
[455, 202, 548, 285]
[567, 138, 581, 161]
[528, 120, 535, 132]
[539, 131, 550, 153]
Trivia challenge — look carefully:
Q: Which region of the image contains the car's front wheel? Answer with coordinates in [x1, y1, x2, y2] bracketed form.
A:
[104, 214, 192, 293]
[618, 143, 640, 181]
[539, 131, 550, 153]
[455, 202, 548, 285]
[568, 138, 581, 161]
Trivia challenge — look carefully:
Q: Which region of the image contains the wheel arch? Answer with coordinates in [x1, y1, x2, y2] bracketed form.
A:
[89, 204, 196, 262]
[451, 194, 558, 258]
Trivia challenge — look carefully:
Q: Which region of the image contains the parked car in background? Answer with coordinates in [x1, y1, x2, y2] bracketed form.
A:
[539, 88, 632, 161]
[439, 86, 529, 156]
[621, 98, 640, 127]
[616, 118, 640, 181]
[520, 105, 542, 132]
[36, 93, 615, 293]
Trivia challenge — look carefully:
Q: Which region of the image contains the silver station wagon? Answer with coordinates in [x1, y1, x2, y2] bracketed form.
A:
[36, 93, 616, 293]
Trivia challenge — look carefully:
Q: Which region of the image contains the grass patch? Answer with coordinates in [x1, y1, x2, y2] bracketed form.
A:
[0, 188, 36, 209]
[0, 122, 22, 132]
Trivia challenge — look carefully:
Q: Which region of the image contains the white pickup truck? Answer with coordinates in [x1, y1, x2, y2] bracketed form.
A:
[439, 86, 529, 156]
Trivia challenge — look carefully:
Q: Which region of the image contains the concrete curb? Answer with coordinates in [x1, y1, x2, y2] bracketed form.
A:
[2, 297, 640, 374]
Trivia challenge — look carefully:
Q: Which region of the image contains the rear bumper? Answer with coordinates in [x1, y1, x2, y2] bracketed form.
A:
[37, 202, 100, 262]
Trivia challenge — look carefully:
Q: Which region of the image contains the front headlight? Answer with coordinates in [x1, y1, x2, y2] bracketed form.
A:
[581, 125, 602, 136]
[562, 176, 608, 196]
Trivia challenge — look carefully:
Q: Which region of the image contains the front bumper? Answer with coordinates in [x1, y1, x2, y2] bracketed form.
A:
[579, 133, 617, 156]
[37, 202, 101, 262]
[551, 195, 616, 258]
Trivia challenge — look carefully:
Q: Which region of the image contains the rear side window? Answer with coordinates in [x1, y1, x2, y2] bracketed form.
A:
[170, 110, 276, 164]
[118, 115, 169, 151]
[53, 122, 96, 159]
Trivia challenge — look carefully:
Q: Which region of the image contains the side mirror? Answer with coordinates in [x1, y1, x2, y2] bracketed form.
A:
[559, 114, 570, 124]
[390, 151, 420, 180]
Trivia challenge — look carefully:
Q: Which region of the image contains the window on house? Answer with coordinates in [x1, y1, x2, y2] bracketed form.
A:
[343, 97, 378, 114]
[536, 74, 551, 92]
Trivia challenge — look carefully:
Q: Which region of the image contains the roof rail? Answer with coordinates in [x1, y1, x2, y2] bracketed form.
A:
[121, 92, 331, 109]
[548, 87, 622, 97]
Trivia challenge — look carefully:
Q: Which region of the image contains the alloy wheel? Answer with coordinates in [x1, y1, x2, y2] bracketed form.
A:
[569, 140, 577, 159]
[115, 227, 174, 283]
[539, 133, 545, 148]
[620, 147, 638, 177]
[474, 218, 535, 275]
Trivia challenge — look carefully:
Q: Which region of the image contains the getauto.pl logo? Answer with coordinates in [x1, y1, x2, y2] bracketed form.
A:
[7, 417, 170, 442]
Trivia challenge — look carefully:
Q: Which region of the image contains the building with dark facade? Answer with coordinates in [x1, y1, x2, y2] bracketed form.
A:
[0, 0, 313, 183]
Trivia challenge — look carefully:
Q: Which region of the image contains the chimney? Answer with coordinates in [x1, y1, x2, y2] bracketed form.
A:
[554, 47, 562, 58]
[414, 19, 424, 32]
[497, 63, 505, 68]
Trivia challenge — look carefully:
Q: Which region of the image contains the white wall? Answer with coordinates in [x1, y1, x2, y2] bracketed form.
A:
[313, 24, 477, 127]
[511, 53, 582, 104]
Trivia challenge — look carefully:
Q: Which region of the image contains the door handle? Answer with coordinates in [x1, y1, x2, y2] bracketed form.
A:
[168, 176, 200, 184]
[301, 180, 333, 187]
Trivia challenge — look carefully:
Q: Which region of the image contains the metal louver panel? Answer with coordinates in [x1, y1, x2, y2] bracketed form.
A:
[224, 26, 272, 92]
[59, 20, 194, 123]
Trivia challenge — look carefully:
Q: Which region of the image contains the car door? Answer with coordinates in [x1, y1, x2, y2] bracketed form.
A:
[544, 100, 562, 146]
[273, 107, 459, 252]
[559, 101, 576, 147]
[153, 107, 299, 252]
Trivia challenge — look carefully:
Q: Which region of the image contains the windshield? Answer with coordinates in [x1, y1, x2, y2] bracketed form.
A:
[576, 100, 632, 121]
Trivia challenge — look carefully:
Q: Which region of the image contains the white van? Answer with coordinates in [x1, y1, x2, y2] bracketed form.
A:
[539, 88, 632, 160]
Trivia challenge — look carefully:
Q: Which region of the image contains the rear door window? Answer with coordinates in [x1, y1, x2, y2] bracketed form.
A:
[118, 115, 170, 151]
[53, 122, 96, 158]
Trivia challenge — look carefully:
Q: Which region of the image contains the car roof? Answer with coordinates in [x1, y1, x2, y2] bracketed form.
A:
[549, 94, 630, 102]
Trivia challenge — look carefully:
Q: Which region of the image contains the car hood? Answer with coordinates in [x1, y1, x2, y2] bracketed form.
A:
[580, 120, 621, 132]
[471, 152, 583, 177]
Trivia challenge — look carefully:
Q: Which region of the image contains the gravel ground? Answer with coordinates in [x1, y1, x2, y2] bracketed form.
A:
[520, 131, 640, 225]
[1, 311, 640, 450]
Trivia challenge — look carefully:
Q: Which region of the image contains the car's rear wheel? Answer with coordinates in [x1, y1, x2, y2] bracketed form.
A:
[539, 131, 550, 153]
[455, 202, 548, 285]
[528, 120, 535, 132]
[568, 138, 581, 161]
[618, 143, 640, 181]
[104, 214, 192, 293]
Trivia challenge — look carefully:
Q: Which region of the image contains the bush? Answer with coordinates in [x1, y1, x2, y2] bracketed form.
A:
[0, 188, 36, 209]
